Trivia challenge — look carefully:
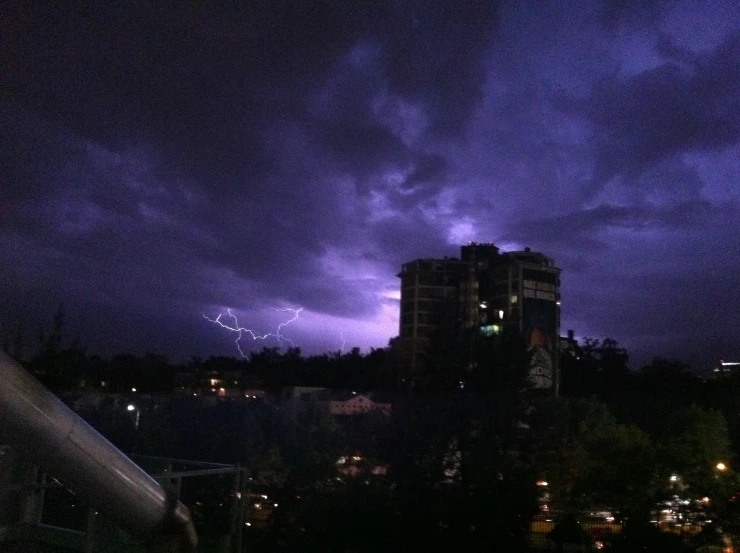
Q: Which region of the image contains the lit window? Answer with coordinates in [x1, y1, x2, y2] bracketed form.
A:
[479, 325, 500, 337]
[511, 295, 518, 304]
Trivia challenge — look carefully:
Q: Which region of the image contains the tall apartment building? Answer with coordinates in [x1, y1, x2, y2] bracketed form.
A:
[398, 242, 561, 390]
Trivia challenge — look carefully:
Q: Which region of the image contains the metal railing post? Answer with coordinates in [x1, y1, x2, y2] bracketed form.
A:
[84, 507, 96, 553]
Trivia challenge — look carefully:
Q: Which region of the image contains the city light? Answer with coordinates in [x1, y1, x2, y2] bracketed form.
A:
[127, 404, 140, 430]
[716, 462, 727, 471]
[670, 475, 678, 482]
[131, 387, 136, 392]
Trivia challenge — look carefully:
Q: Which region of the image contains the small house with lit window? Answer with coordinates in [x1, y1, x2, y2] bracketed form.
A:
[328, 393, 392, 417]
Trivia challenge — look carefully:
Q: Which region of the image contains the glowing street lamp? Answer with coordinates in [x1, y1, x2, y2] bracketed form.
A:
[716, 462, 727, 472]
[127, 404, 140, 430]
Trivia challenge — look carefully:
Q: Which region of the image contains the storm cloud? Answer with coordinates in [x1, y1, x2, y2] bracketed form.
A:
[1, 0, 739, 367]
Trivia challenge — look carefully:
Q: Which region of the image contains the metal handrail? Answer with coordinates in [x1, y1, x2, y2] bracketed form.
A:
[0, 351, 197, 552]
[131, 453, 235, 469]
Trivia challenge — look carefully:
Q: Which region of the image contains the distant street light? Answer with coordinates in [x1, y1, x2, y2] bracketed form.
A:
[716, 462, 727, 471]
[127, 404, 140, 430]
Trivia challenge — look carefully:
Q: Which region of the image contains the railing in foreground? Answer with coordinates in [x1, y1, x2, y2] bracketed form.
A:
[0, 449, 248, 553]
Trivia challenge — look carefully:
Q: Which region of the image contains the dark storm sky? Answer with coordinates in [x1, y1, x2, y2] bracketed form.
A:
[2, 1, 739, 368]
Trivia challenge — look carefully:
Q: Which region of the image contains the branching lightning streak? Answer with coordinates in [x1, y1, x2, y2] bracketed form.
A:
[340, 331, 346, 354]
[203, 307, 303, 357]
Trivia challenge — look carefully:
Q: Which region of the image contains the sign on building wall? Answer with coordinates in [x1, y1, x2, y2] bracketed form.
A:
[522, 271, 558, 389]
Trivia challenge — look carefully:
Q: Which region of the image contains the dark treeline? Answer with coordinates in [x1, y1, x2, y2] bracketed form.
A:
[10, 313, 740, 454]
[560, 338, 740, 459]
[8, 344, 403, 394]
[1, 308, 402, 392]
[6, 309, 740, 460]
[5, 309, 740, 551]
[6, 308, 740, 459]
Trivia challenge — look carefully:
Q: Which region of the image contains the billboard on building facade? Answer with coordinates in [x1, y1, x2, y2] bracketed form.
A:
[522, 270, 558, 389]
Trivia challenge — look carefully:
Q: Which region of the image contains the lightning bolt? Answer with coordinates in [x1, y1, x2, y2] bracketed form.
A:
[340, 331, 347, 354]
[203, 307, 303, 357]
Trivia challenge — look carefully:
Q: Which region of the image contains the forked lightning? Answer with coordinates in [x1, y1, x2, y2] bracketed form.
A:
[204, 307, 303, 357]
